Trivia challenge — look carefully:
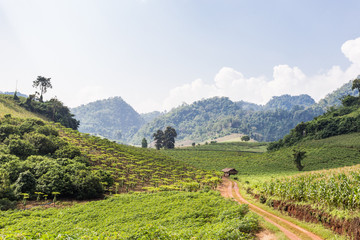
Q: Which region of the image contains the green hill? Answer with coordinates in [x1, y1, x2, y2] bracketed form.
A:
[264, 94, 315, 110]
[315, 79, 359, 109]
[268, 93, 360, 150]
[0, 96, 221, 210]
[0, 95, 42, 119]
[0, 95, 259, 239]
[71, 97, 145, 142]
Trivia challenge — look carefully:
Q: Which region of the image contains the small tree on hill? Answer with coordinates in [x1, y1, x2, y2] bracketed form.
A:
[153, 130, 164, 150]
[33, 76, 52, 102]
[241, 135, 250, 141]
[141, 138, 148, 148]
[292, 149, 306, 171]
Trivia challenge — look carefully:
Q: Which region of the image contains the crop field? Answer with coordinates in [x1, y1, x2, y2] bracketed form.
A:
[56, 124, 222, 193]
[0, 191, 259, 239]
[261, 164, 360, 211]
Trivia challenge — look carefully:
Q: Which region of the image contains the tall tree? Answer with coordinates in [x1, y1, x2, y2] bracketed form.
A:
[292, 149, 306, 171]
[153, 130, 164, 150]
[163, 126, 177, 149]
[33, 76, 52, 102]
[141, 138, 148, 148]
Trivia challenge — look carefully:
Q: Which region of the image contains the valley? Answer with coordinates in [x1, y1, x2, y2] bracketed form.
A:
[1, 77, 360, 239]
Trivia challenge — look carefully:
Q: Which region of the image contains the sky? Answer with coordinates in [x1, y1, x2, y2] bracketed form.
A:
[1, 0, 360, 113]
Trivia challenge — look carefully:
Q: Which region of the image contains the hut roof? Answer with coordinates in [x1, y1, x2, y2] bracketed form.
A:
[221, 168, 236, 172]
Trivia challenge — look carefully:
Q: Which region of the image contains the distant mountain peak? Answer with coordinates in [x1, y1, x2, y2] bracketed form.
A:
[71, 96, 144, 142]
[264, 94, 315, 111]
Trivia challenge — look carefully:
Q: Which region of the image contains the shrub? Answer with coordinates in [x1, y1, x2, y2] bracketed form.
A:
[36, 125, 59, 136]
[0, 124, 19, 141]
[0, 198, 16, 210]
[25, 133, 58, 155]
[54, 145, 81, 159]
[8, 139, 36, 158]
[14, 170, 36, 197]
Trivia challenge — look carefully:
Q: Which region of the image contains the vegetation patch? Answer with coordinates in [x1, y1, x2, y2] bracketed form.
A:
[0, 191, 259, 239]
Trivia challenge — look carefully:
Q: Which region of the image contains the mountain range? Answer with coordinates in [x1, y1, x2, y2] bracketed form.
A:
[71, 80, 358, 145]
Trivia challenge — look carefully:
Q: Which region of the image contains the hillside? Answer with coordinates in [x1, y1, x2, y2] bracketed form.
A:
[264, 94, 315, 110]
[268, 92, 360, 150]
[141, 111, 163, 123]
[71, 97, 145, 142]
[0, 96, 221, 210]
[0, 95, 42, 119]
[315, 79, 359, 109]
[132, 95, 322, 144]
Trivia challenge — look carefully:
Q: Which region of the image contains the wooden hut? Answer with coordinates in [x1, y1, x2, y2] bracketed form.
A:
[221, 168, 238, 177]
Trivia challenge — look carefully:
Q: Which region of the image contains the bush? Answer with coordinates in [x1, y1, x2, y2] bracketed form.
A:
[8, 139, 36, 158]
[25, 133, 58, 155]
[0, 198, 16, 210]
[72, 171, 103, 199]
[36, 125, 59, 136]
[54, 145, 81, 159]
[14, 170, 36, 197]
[0, 124, 19, 141]
[19, 118, 45, 134]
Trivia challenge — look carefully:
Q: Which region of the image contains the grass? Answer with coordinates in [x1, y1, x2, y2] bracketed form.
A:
[164, 134, 360, 186]
[0, 95, 42, 119]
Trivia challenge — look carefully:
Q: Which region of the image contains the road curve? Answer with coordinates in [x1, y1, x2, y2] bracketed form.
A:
[221, 178, 323, 240]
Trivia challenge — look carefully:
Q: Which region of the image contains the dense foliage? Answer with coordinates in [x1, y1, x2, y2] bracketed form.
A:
[0, 115, 103, 209]
[132, 96, 321, 144]
[268, 95, 360, 150]
[0, 191, 259, 239]
[141, 111, 163, 123]
[264, 94, 315, 110]
[71, 97, 144, 142]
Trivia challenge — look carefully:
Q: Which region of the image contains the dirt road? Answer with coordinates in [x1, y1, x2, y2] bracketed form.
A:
[219, 178, 323, 240]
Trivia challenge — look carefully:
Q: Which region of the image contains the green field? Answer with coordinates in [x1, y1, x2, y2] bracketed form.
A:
[0, 191, 258, 239]
[164, 134, 360, 185]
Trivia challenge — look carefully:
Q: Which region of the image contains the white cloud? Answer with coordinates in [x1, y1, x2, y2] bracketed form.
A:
[160, 37, 360, 111]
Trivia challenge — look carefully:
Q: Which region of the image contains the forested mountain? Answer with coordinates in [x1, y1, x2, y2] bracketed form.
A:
[315, 79, 359, 109]
[264, 94, 315, 110]
[71, 97, 144, 142]
[72, 79, 360, 146]
[131, 95, 322, 144]
[141, 111, 163, 123]
[268, 92, 360, 150]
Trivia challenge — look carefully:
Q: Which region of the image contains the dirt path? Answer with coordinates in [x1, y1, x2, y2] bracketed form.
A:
[219, 178, 323, 240]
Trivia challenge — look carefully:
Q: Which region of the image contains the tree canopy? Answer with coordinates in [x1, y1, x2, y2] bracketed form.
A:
[32, 76, 52, 102]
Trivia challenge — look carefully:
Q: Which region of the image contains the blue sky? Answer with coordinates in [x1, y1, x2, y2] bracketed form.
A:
[1, 0, 360, 113]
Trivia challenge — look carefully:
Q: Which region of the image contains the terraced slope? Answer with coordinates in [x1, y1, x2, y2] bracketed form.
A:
[56, 124, 222, 193]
